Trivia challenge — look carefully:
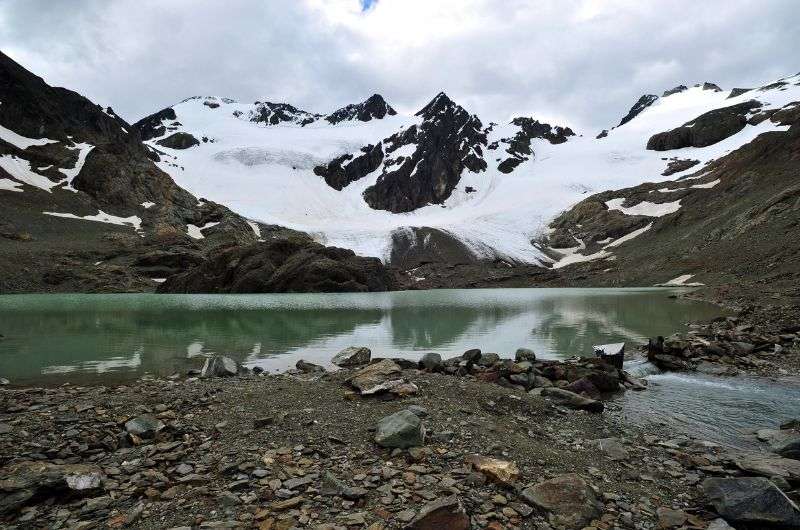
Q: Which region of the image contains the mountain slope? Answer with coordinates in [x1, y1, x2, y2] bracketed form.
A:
[133, 75, 800, 271]
[0, 53, 395, 293]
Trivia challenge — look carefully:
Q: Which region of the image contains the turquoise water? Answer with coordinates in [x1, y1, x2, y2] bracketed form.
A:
[0, 288, 722, 384]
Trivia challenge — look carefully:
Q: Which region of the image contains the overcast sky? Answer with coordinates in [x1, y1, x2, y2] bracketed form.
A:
[1, 0, 798, 132]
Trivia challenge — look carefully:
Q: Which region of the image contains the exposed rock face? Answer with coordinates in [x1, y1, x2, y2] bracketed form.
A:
[389, 226, 481, 269]
[132, 107, 177, 141]
[647, 100, 762, 150]
[702, 477, 800, 528]
[245, 101, 320, 126]
[497, 117, 574, 173]
[663, 85, 688, 97]
[155, 132, 199, 150]
[662, 158, 700, 176]
[325, 94, 397, 124]
[618, 94, 659, 127]
[0, 461, 104, 515]
[362, 93, 488, 213]
[157, 237, 396, 293]
[313, 143, 383, 190]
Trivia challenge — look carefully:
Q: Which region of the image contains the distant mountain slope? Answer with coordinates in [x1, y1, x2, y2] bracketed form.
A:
[132, 74, 800, 270]
[0, 52, 394, 293]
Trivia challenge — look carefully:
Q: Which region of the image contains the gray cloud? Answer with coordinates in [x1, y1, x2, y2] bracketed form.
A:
[1, 0, 798, 132]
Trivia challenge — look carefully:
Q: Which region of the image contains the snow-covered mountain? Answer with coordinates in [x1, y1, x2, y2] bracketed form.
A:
[133, 75, 800, 267]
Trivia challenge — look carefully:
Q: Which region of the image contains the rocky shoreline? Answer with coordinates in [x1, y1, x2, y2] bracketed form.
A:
[2, 346, 800, 529]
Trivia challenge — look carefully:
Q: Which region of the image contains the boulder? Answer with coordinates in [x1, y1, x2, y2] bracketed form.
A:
[407, 495, 470, 530]
[201, 355, 240, 377]
[331, 346, 371, 367]
[374, 409, 425, 448]
[476, 352, 500, 367]
[295, 359, 326, 373]
[155, 131, 200, 150]
[703, 477, 800, 527]
[124, 414, 165, 438]
[465, 455, 520, 486]
[521, 473, 601, 529]
[733, 452, 800, 482]
[0, 461, 104, 515]
[515, 348, 536, 362]
[540, 387, 604, 413]
[347, 359, 402, 394]
[656, 507, 687, 528]
[418, 352, 443, 372]
[462, 349, 482, 363]
[593, 438, 629, 461]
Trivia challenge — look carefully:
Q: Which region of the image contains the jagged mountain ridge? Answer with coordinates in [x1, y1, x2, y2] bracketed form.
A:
[129, 72, 800, 270]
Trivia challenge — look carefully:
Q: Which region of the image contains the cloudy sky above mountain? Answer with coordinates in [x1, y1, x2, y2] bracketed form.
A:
[1, 0, 798, 132]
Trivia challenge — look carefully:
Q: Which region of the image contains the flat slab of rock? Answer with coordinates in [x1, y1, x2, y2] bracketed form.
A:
[465, 454, 520, 485]
[702, 477, 800, 528]
[757, 428, 800, 459]
[593, 437, 629, 461]
[408, 495, 469, 530]
[540, 387, 604, 413]
[124, 414, 165, 438]
[331, 346, 371, 367]
[347, 359, 401, 393]
[733, 452, 800, 481]
[521, 473, 600, 529]
[0, 461, 104, 515]
[374, 409, 425, 448]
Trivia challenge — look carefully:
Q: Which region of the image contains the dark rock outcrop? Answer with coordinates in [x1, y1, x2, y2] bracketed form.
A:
[728, 87, 752, 99]
[156, 132, 200, 150]
[662, 158, 700, 176]
[497, 117, 574, 173]
[325, 94, 397, 124]
[662, 85, 688, 97]
[618, 94, 658, 127]
[247, 101, 320, 126]
[132, 108, 177, 141]
[647, 100, 762, 151]
[314, 143, 384, 190]
[362, 93, 488, 213]
[157, 237, 396, 293]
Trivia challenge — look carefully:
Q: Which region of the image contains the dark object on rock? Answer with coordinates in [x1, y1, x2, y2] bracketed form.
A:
[201, 355, 240, 377]
[407, 495, 470, 530]
[155, 132, 200, 150]
[157, 238, 396, 294]
[521, 473, 601, 529]
[662, 158, 700, 176]
[540, 387, 604, 413]
[592, 342, 625, 369]
[374, 409, 425, 448]
[647, 100, 762, 151]
[418, 352, 443, 372]
[702, 477, 800, 528]
[0, 461, 104, 515]
[618, 94, 659, 127]
[331, 346, 371, 367]
[295, 360, 326, 373]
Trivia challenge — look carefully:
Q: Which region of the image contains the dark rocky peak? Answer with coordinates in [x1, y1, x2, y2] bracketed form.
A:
[325, 94, 397, 124]
[496, 117, 575, 174]
[728, 87, 753, 99]
[246, 101, 322, 126]
[701, 82, 723, 92]
[618, 94, 659, 127]
[359, 92, 487, 213]
[662, 85, 688, 97]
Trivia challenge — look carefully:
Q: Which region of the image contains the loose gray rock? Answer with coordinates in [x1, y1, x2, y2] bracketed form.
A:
[515, 348, 536, 362]
[201, 355, 240, 377]
[374, 409, 425, 448]
[418, 352, 443, 372]
[407, 495, 470, 530]
[124, 414, 165, 438]
[702, 477, 800, 527]
[540, 387, 604, 413]
[521, 473, 601, 529]
[331, 346, 371, 367]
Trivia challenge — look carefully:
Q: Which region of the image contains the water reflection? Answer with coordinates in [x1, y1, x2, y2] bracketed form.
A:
[0, 288, 722, 384]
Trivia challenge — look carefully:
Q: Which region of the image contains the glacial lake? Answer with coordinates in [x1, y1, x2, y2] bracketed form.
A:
[0, 287, 722, 385]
